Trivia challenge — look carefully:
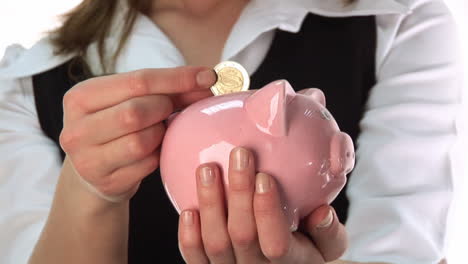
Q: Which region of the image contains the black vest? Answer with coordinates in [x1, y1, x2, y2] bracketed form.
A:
[32, 14, 376, 264]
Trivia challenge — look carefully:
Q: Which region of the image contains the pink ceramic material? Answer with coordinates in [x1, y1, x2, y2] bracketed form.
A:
[160, 80, 354, 231]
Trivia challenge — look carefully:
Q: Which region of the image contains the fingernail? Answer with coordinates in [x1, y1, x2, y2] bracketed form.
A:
[233, 147, 249, 171]
[200, 166, 214, 187]
[255, 173, 270, 194]
[183, 211, 193, 226]
[316, 209, 333, 229]
[196, 69, 217, 87]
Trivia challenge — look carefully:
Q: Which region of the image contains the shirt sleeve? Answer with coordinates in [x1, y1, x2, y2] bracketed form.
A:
[0, 64, 63, 263]
[342, 0, 463, 263]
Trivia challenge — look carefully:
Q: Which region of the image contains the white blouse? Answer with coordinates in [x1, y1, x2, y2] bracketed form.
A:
[0, 0, 463, 263]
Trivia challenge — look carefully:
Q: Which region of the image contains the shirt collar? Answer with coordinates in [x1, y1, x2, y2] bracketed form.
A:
[0, 0, 411, 80]
[287, 0, 410, 17]
[222, 0, 410, 60]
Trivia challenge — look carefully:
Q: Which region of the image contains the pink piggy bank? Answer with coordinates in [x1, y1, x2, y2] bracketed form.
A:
[160, 80, 354, 231]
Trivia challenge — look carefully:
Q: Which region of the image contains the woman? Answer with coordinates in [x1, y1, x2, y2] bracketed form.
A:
[0, 0, 462, 263]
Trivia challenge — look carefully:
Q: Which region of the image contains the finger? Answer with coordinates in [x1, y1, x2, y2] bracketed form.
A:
[227, 148, 264, 262]
[64, 67, 216, 117]
[74, 123, 165, 180]
[71, 95, 172, 145]
[171, 89, 213, 110]
[84, 149, 160, 202]
[99, 123, 165, 175]
[254, 173, 324, 263]
[196, 163, 235, 264]
[303, 205, 348, 262]
[178, 210, 210, 264]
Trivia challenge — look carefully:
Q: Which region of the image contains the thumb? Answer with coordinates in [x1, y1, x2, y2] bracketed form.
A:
[302, 205, 348, 262]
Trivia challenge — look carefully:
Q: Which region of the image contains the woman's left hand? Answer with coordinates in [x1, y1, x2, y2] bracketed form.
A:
[178, 147, 348, 264]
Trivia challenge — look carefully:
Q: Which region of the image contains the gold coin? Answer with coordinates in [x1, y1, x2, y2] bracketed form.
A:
[211, 61, 250, 96]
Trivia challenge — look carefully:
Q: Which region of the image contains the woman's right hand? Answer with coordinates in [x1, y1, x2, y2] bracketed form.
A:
[59, 66, 216, 203]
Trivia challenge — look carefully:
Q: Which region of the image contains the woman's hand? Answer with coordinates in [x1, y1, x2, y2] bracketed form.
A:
[178, 147, 348, 264]
[29, 67, 216, 264]
[59, 66, 216, 202]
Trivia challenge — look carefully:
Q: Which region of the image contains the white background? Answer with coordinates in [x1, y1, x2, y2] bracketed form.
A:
[0, 0, 467, 263]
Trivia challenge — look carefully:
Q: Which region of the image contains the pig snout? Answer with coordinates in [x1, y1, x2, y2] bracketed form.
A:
[329, 132, 355, 176]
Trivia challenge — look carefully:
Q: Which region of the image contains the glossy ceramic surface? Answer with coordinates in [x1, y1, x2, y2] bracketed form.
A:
[160, 80, 354, 231]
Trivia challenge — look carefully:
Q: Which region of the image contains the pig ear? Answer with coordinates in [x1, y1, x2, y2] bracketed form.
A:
[298, 88, 326, 107]
[245, 80, 296, 137]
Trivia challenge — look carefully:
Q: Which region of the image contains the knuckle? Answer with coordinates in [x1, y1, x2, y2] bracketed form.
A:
[253, 195, 277, 217]
[158, 95, 174, 117]
[145, 152, 160, 172]
[204, 238, 231, 258]
[229, 182, 252, 193]
[128, 70, 149, 97]
[198, 194, 219, 209]
[127, 134, 149, 159]
[179, 235, 201, 250]
[177, 67, 196, 91]
[137, 152, 160, 177]
[63, 89, 81, 111]
[263, 240, 291, 261]
[59, 128, 79, 152]
[120, 102, 144, 130]
[253, 201, 275, 218]
[228, 226, 257, 249]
